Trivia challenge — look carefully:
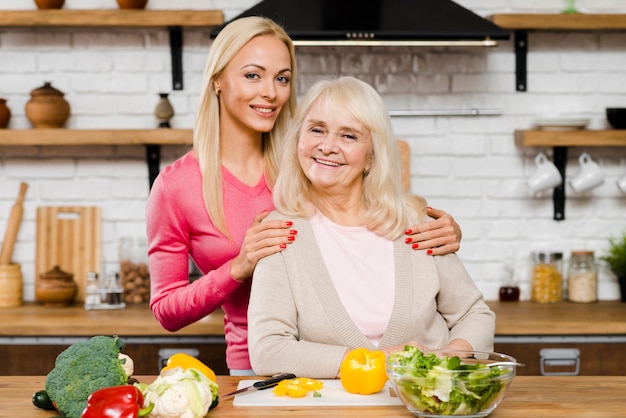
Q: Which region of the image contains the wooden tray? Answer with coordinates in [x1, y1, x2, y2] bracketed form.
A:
[35, 206, 101, 302]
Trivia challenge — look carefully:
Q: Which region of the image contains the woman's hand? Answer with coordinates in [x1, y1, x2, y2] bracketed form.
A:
[230, 211, 297, 281]
[380, 341, 432, 358]
[405, 206, 462, 255]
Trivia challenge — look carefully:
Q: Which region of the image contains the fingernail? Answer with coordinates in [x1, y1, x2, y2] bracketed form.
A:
[290, 230, 298, 235]
[426, 206, 432, 210]
[412, 243, 419, 250]
[427, 249, 433, 255]
[285, 221, 293, 227]
[404, 229, 413, 235]
[287, 236, 295, 241]
[405, 237, 413, 244]
[280, 244, 287, 249]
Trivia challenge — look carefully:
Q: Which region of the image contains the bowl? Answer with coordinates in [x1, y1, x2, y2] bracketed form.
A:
[386, 348, 517, 418]
[606, 108, 626, 129]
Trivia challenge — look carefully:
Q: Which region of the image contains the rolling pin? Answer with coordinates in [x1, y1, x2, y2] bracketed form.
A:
[0, 182, 28, 265]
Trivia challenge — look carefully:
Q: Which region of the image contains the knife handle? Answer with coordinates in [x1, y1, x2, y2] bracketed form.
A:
[253, 373, 296, 390]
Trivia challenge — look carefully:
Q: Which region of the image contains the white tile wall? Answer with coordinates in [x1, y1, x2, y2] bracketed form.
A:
[1, 0, 625, 301]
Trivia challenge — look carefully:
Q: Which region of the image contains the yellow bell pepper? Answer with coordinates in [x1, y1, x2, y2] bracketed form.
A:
[161, 352, 217, 382]
[339, 348, 388, 395]
[272, 378, 324, 398]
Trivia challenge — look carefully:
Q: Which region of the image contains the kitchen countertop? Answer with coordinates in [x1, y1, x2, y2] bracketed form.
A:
[0, 300, 624, 338]
[3, 375, 625, 417]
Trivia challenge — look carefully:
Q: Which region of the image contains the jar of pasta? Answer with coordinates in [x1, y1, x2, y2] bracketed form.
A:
[567, 251, 597, 303]
[531, 252, 563, 303]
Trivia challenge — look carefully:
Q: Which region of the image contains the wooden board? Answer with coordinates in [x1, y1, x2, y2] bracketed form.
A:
[35, 206, 101, 302]
[233, 380, 402, 407]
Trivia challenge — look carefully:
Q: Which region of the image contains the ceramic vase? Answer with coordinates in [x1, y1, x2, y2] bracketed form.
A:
[35, 265, 78, 307]
[25, 82, 71, 129]
[0, 98, 10, 129]
[34, 0, 65, 9]
[117, 0, 148, 9]
[154, 93, 174, 128]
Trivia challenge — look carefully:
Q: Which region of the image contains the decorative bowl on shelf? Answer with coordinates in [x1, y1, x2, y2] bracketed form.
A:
[606, 108, 626, 130]
[25, 82, 71, 128]
[386, 349, 518, 418]
[34, 0, 65, 9]
[117, 0, 148, 9]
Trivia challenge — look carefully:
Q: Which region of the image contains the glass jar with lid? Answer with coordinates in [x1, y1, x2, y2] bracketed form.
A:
[567, 250, 597, 303]
[531, 252, 563, 303]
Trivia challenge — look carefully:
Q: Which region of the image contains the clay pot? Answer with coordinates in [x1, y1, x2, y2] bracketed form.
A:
[0, 98, 10, 129]
[34, 0, 65, 9]
[25, 82, 71, 128]
[35, 265, 78, 307]
[116, 0, 148, 9]
[154, 93, 174, 128]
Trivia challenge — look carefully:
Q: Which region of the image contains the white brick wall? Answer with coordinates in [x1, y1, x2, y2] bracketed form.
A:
[1, 0, 625, 302]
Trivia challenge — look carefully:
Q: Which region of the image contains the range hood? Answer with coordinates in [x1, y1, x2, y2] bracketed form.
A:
[210, 0, 510, 47]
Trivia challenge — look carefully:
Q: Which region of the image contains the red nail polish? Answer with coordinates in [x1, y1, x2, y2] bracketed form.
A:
[287, 236, 295, 241]
[405, 229, 413, 235]
[280, 244, 287, 249]
[290, 230, 298, 235]
[412, 243, 419, 250]
[427, 249, 433, 255]
[405, 237, 412, 244]
[285, 221, 293, 227]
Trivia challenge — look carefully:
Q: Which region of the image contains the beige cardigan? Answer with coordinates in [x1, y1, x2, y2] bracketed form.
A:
[248, 214, 495, 378]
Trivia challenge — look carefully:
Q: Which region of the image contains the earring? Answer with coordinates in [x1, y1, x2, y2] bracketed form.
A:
[214, 88, 220, 96]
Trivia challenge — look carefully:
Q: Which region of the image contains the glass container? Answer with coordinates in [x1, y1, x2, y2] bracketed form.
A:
[567, 250, 597, 303]
[531, 252, 563, 303]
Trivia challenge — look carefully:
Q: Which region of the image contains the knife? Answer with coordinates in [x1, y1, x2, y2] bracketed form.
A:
[222, 373, 296, 398]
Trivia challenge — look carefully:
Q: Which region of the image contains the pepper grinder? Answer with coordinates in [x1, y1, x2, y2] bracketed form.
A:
[154, 93, 174, 128]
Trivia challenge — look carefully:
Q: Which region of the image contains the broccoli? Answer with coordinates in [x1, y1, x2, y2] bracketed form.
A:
[45, 335, 130, 418]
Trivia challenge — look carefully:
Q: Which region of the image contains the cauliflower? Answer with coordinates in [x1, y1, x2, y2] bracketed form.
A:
[135, 367, 219, 418]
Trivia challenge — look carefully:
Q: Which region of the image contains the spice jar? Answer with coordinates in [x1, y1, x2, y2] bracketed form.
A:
[119, 236, 150, 304]
[567, 251, 597, 303]
[531, 252, 563, 303]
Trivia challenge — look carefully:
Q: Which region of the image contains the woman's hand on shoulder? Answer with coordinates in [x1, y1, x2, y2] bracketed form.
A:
[404, 206, 461, 256]
[230, 210, 297, 281]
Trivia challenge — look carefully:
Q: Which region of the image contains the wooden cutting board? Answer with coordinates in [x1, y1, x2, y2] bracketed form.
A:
[233, 379, 402, 407]
[35, 206, 101, 303]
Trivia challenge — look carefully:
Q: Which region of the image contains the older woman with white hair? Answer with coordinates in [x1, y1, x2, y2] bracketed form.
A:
[248, 77, 494, 378]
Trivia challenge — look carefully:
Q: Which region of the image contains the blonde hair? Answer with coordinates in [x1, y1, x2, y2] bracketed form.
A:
[273, 77, 427, 240]
[193, 17, 297, 238]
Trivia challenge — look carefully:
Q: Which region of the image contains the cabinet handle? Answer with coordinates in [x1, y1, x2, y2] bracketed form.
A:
[540, 348, 580, 376]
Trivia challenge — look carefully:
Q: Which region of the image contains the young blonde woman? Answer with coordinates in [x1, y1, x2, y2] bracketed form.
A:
[146, 17, 463, 375]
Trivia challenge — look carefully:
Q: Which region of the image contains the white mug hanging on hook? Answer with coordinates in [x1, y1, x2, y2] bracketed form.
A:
[569, 152, 604, 192]
[527, 152, 562, 193]
[617, 173, 626, 194]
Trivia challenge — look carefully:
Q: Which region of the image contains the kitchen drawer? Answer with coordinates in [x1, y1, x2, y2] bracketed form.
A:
[495, 339, 626, 376]
[1, 338, 227, 376]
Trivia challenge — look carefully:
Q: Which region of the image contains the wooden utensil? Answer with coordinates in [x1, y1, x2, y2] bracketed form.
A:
[0, 182, 28, 265]
[35, 206, 101, 302]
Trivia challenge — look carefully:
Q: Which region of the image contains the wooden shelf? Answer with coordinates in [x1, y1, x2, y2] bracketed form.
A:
[0, 128, 192, 146]
[0, 10, 223, 27]
[515, 130, 626, 147]
[490, 13, 626, 31]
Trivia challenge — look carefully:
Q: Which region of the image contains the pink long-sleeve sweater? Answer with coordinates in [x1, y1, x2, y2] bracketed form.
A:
[146, 151, 274, 370]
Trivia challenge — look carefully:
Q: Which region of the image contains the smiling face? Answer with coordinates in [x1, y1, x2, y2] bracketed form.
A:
[214, 35, 292, 138]
[297, 97, 373, 199]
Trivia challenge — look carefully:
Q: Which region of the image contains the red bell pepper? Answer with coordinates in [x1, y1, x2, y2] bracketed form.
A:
[81, 385, 153, 418]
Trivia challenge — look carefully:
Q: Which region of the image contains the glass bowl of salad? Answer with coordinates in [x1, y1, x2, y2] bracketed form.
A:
[386, 347, 518, 418]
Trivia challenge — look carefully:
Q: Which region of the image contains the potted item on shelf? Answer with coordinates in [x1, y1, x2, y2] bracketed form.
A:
[25, 82, 71, 128]
[116, 0, 148, 9]
[600, 230, 626, 302]
[34, 0, 65, 9]
[154, 93, 174, 128]
[0, 98, 10, 128]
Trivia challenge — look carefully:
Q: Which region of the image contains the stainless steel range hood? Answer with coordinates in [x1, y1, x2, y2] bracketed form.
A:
[210, 0, 510, 47]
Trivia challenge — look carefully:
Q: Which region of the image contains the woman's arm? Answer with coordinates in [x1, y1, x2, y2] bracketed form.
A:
[405, 206, 462, 255]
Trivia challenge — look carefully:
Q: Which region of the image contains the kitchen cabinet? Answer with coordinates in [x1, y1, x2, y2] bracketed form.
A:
[0, 303, 228, 376]
[489, 14, 626, 92]
[488, 300, 626, 376]
[0, 9, 224, 91]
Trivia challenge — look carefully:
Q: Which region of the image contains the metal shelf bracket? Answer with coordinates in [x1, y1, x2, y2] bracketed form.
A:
[515, 31, 528, 92]
[146, 144, 161, 190]
[169, 26, 183, 91]
[552, 146, 568, 221]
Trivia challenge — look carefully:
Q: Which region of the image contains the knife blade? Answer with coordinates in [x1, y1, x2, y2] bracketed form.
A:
[222, 373, 296, 398]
